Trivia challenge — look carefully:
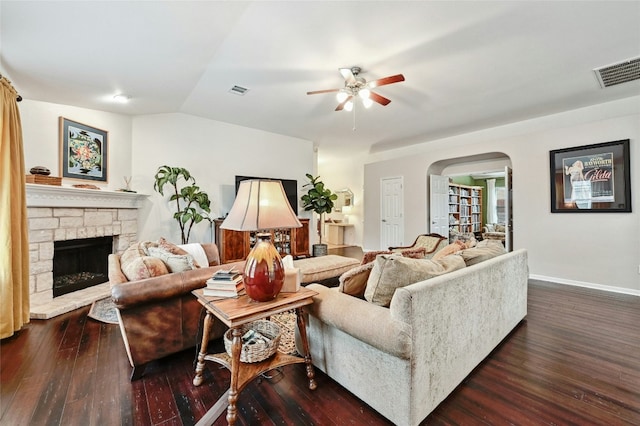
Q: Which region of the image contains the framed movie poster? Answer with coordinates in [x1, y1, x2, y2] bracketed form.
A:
[550, 139, 631, 213]
[59, 117, 108, 182]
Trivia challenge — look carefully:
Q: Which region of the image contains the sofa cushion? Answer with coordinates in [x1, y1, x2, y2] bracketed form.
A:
[338, 262, 375, 298]
[147, 246, 198, 273]
[459, 239, 506, 266]
[121, 255, 169, 281]
[365, 254, 466, 307]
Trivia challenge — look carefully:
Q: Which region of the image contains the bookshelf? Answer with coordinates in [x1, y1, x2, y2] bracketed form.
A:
[448, 183, 483, 234]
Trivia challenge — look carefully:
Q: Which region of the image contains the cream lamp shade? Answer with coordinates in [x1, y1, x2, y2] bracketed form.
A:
[220, 179, 301, 302]
[221, 179, 301, 231]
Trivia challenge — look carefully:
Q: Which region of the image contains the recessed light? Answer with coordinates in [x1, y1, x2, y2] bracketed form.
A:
[113, 94, 130, 103]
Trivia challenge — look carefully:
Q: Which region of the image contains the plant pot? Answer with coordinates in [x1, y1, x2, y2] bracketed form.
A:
[312, 243, 328, 257]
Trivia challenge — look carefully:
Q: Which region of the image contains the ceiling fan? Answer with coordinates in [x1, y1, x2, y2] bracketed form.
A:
[307, 66, 405, 111]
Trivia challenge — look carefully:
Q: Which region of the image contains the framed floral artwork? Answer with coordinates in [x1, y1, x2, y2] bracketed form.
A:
[59, 117, 108, 182]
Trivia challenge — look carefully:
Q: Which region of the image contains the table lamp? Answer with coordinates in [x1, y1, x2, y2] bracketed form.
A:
[220, 180, 301, 302]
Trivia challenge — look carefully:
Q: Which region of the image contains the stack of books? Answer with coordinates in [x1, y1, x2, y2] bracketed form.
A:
[203, 269, 243, 298]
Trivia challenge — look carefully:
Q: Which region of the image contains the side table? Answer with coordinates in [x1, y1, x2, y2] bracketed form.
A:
[192, 287, 318, 426]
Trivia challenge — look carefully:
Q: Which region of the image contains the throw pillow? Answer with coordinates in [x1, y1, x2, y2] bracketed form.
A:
[119, 242, 146, 266]
[338, 262, 375, 298]
[147, 246, 198, 273]
[431, 240, 466, 261]
[121, 255, 169, 281]
[158, 237, 189, 256]
[400, 247, 427, 259]
[361, 250, 392, 265]
[139, 240, 159, 256]
[458, 240, 506, 266]
[364, 254, 466, 307]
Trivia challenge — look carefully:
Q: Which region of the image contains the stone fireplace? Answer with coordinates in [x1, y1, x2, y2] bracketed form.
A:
[27, 184, 147, 319]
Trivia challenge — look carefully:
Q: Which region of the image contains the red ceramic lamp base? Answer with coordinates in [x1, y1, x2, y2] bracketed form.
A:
[243, 234, 285, 302]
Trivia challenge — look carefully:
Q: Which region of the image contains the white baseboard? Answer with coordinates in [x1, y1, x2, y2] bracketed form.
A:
[529, 274, 640, 297]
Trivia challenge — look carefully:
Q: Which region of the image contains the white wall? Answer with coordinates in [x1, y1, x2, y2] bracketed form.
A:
[19, 99, 133, 190]
[19, 101, 315, 246]
[363, 96, 640, 293]
[132, 113, 314, 244]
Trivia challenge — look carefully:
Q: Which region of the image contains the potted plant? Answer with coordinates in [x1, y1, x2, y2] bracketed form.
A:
[301, 173, 337, 256]
[153, 165, 212, 244]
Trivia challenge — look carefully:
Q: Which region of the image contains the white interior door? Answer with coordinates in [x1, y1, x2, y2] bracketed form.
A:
[429, 175, 450, 238]
[505, 166, 513, 251]
[380, 177, 404, 249]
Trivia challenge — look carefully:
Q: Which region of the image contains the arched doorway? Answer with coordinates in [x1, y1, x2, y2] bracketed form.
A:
[427, 152, 513, 251]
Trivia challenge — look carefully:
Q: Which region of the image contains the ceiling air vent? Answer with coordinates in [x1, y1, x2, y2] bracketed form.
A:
[229, 85, 249, 96]
[593, 56, 640, 88]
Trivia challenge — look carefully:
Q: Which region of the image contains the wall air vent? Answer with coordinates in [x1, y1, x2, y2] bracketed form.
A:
[229, 85, 249, 95]
[593, 56, 640, 88]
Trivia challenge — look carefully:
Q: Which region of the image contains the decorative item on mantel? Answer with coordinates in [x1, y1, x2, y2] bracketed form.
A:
[117, 176, 137, 193]
[26, 165, 62, 186]
[71, 184, 100, 190]
[221, 179, 302, 302]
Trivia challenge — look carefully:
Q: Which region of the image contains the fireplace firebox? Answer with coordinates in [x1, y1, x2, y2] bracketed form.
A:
[53, 236, 113, 297]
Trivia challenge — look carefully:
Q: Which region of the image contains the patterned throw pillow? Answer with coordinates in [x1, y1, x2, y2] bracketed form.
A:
[121, 256, 169, 281]
[364, 254, 466, 307]
[147, 246, 198, 273]
[119, 242, 169, 281]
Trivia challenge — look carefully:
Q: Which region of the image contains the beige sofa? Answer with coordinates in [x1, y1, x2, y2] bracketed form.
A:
[300, 248, 528, 426]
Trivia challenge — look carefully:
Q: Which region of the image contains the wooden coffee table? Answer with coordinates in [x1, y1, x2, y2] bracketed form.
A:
[192, 287, 318, 426]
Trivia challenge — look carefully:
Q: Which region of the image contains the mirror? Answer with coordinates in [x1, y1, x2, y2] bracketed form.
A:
[334, 188, 354, 212]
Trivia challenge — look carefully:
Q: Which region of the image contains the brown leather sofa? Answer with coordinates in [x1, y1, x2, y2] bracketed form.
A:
[108, 243, 244, 380]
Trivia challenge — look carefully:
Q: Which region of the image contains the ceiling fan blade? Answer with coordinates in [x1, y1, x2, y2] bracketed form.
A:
[339, 68, 356, 84]
[307, 88, 340, 95]
[369, 92, 391, 106]
[335, 95, 353, 111]
[368, 74, 405, 89]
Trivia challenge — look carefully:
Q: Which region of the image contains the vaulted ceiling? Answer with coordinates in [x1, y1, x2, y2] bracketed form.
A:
[2, 1, 639, 161]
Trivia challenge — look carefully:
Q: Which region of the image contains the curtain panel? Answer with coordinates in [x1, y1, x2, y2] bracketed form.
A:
[0, 77, 29, 339]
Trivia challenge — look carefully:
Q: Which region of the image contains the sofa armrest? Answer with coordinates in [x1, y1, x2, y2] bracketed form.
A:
[108, 254, 128, 285]
[201, 243, 221, 266]
[112, 261, 245, 310]
[306, 284, 411, 359]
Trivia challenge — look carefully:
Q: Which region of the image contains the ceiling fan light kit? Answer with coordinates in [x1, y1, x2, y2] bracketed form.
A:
[308, 66, 405, 112]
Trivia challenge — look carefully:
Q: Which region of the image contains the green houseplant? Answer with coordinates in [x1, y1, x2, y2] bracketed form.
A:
[153, 165, 212, 244]
[301, 173, 337, 256]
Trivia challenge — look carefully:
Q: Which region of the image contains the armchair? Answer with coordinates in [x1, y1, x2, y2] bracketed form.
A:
[482, 223, 506, 242]
[389, 233, 448, 259]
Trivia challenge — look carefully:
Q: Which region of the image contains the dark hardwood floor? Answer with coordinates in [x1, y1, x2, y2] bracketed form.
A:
[2, 278, 639, 425]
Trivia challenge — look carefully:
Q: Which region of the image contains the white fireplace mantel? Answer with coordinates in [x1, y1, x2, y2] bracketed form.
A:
[26, 183, 148, 209]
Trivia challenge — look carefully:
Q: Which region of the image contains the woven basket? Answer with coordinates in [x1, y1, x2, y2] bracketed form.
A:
[224, 320, 281, 363]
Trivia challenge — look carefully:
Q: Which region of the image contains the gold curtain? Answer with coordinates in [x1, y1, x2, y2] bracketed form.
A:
[0, 77, 29, 339]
